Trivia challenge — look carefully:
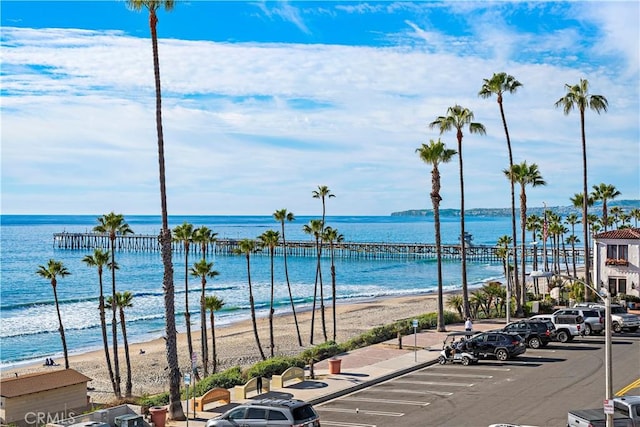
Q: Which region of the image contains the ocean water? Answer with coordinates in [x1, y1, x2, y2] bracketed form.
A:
[0, 214, 516, 368]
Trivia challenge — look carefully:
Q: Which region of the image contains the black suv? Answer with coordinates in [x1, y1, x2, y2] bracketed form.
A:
[468, 331, 526, 361]
[500, 320, 554, 349]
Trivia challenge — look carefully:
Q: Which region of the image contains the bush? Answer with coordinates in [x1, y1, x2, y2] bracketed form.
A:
[244, 356, 305, 379]
[138, 392, 169, 407]
[191, 366, 245, 397]
[300, 341, 344, 362]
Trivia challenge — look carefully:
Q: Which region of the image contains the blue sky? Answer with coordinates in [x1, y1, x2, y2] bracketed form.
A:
[1, 1, 638, 215]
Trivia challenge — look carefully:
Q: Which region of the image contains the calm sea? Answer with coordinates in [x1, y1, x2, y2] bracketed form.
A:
[0, 214, 518, 368]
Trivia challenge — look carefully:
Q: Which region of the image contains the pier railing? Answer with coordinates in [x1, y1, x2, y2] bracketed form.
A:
[53, 232, 585, 262]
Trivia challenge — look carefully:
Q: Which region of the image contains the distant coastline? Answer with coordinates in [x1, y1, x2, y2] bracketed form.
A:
[390, 199, 640, 217]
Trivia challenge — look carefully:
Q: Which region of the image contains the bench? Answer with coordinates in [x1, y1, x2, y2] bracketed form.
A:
[271, 367, 305, 389]
[234, 377, 270, 400]
[192, 387, 231, 412]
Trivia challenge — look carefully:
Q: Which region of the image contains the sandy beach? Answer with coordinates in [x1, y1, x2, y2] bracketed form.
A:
[2, 293, 444, 403]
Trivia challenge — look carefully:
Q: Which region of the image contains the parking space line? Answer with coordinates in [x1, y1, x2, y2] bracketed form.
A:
[321, 422, 377, 427]
[393, 379, 475, 387]
[344, 397, 429, 406]
[415, 372, 493, 379]
[371, 389, 454, 396]
[432, 366, 511, 372]
[318, 408, 404, 417]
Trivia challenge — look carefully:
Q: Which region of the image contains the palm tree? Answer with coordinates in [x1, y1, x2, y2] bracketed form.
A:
[591, 183, 621, 231]
[526, 214, 542, 276]
[190, 259, 219, 376]
[504, 162, 546, 314]
[555, 78, 608, 297]
[258, 229, 280, 358]
[429, 105, 486, 318]
[193, 225, 218, 368]
[94, 212, 132, 398]
[82, 249, 117, 396]
[303, 219, 325, 344]
[312, 185, 335, 229]
[172, 222, 196, 376]
[234, 239, 266, 360]
[446, 294, 464, 319]
[273, 209, 302, 346]
[416, 138, 456, 332]
[107, 291, 134, 398]
[204, 295, 225, 374]
[479, 72, 522, 307]
[323, 226, 344, 341]
[36, 260, 71, 369]
[126, 0, 182, 418]
[312, 186, 334, 341]
[564, 213, 580, 278]
[608, 206, 624, 230]
[496, 234, 513, 311]
[630, 208, 640, 227]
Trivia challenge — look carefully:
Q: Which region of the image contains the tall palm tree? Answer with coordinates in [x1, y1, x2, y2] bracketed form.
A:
[496, 234, 513, 315]
[416, 138, 456, 332]
[190, 259, 219, 375]
[303, 219, 326, 344]
[258, 229, 280, 358]
[204, 295, 225, 374]
[323, 226, 344, 341]
[234, 239, 266, 360]
[193, 225, 218, 367]
[555, 78, 608, 297]
[630, 208, 640, 227]
[94, 212, 132, 398]
[36, 260, 71, 369]
[479, 72, 522, 305]
[126, 0, 182, 418]
[505, 161, 546, 313]
[565, 213, 580, 278]
[312, 186, 334, 340]
[273, 209, 302, 346]
[312, 185, 335, 229]
[107, 291, 134, 398]
[591, 183, 621, 231]
[172, 222, 196, 376]
[82, 249, 117, 396]
[429, 105, 486, 318]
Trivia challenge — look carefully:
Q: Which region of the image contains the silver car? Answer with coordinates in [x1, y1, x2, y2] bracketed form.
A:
[553, 308, 604, 335]
[206, 398, 320, 427]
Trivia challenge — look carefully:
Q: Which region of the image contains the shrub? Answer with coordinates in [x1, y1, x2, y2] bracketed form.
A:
[191, 366, 245, 397]
[300, 341, 344, 362]
[138, 392, 169, 407]
[244, 356, 305, 379]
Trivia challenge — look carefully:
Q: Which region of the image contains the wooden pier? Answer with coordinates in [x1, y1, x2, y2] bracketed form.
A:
[53, 232, 585, 263]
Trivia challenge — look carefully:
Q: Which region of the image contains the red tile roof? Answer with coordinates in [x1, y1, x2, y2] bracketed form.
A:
[0, 369, 92, 398]
[595, 228, 640, 240]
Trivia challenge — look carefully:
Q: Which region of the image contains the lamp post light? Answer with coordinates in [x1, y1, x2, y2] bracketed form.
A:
[531, 271, 613, 427]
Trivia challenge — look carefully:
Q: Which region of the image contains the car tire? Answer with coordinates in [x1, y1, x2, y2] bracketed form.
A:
[438, 355, 447, 365]
[584, 324, 592, 336]
[529, 337, 541, 349]
[557, 330, 569, 343]
[613, 322, 622, 333]
[496, 349, 508, 361]
[462, 356, 470, 366]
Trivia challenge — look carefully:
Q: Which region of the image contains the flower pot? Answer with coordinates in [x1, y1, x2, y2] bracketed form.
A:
[328, 358, 342, 374]
[149, 406, 168, 427]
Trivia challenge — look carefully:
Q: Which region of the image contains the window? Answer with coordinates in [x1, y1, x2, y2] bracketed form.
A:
[246, 408, 267, 419]
[606, 245, 629, 266]
[608, 277, 627, 296]
[227, 408, 246, 420]
[268, 410, 288, 421]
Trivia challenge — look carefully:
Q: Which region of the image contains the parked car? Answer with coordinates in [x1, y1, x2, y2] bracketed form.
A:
[500, 320, 554, 349]
[468, 331, 526, 361]
[529, 313, 584, 343]
[567, 395, 640, 427]
[554, 307, 604, 335]
[575, 303, 640, 333]
[205, 398, 321, 427]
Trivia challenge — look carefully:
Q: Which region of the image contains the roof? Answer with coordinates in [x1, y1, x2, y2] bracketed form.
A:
[594, 228, 640, 240]
[1, 369, 92, 398]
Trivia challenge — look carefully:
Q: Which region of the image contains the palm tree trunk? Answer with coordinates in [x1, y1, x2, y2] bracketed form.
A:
[580, 110, 591, 297]
[282, 226, 303, 346]
[309, 240, 320, 345]
[210, 311, 217, 373]
[318, 246, 327, 342]
[269, 249, 275, 358]
[247, 255, 266, 360]
[183, 249, 197, 380]
[519, 189, 527, 316]
[433, 169, 446, 332]
[119, 309, 133, 398]
[110, 238, 121, 397]
[98, 276, 117, 396]
[457, 133, 470, 318]
[201, 283, 208, 377]
[53, 286, 70, 369]
[330, 244, 337, 341]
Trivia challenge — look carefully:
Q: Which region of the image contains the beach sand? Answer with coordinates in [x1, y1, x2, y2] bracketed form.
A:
[2, 293, 444, 403]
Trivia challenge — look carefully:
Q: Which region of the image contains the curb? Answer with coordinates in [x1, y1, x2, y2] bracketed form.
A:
[308, 357, 439, 406]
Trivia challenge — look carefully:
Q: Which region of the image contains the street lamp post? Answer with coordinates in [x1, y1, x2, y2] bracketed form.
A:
[531, 271, 613, 427]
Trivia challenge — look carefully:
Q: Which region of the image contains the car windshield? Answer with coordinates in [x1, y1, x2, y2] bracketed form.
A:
[611, 306, 627, 314]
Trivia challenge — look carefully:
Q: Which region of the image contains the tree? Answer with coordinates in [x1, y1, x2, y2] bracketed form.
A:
[323, 226, 344, 341]
[204, 295, 225, 374]
[258, 229, 280, 358]
[193, 225, 218, 370]
[429, 105, 486, 318]
[190, 259, 219, 375]
[564, 213, 580, 278]
[82, 249, 117, 396]
[496, 234, 513, 313]
[591, 183, 621, 231]
[126, 0, 183, 418]
[172, 222, 197, 377]
[504, 161, 546, 313]
[107, 291, 134, 398]
[234, 239, 266, 360]
[303, 219, 326, 344]
[416, 138, 456, 332]
[630, 208, 640, 227]
[312, 186, 334, 341]
[36, 260, 71, 369]
[479, 72, 522, 308]
[273, 209, 302, 346]
[94, 212, 132, 398]
[555, 78, 608, 298]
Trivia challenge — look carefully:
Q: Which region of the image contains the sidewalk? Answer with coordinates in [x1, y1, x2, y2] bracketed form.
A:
[166, 319, 504, 427]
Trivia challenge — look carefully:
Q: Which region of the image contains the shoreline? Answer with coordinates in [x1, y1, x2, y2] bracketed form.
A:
[2, 291, 448, 403]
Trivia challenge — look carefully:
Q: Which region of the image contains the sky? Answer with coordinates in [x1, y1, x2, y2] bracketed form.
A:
[1, 1, 638, 216]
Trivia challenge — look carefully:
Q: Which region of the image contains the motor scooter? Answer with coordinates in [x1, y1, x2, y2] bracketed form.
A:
[438, 331, 479, 366]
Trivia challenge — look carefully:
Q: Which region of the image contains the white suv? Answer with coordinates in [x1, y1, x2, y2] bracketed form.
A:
[206, 398, 321, 427]
[529, 314, 584, 343]
[553, 308, 604, 335]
